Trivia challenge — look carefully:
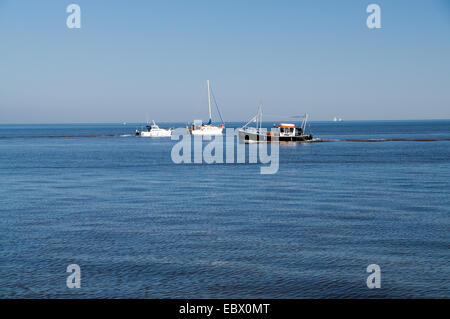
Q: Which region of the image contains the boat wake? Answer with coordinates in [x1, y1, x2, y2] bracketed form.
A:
[242, 137, 450, 144]
[322, 138, 450, 142]
[0, 134, 130, 139]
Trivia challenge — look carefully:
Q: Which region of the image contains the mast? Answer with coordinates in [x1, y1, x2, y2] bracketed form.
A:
[241, 105, 262, 131]
[258, 104, 262, 132]
[302, 114, 308, 132]
[256, 107, 258, 131]
[207, 80, 212, 123]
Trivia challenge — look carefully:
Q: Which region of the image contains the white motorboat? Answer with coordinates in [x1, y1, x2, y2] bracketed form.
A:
[188, 80, 225, 136]
[136, 121, 172, 137]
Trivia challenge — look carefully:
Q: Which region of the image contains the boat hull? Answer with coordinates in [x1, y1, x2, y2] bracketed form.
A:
[138, 130, 172, 137]
[190, 126, 223, 136]
[238, 130, 313, 142]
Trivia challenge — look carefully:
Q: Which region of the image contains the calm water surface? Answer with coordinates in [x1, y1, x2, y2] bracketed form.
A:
[0, 121, 449, 298]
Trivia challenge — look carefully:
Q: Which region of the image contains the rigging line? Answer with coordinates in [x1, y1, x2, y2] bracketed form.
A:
[263, 113, 307, 119]
[210, 88, 223, 123]
[210, 87, 225, 125]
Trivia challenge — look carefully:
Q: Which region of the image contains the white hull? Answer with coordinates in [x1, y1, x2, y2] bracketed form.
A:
[140, 129, 171, 137]
[190, 125, 223, 136]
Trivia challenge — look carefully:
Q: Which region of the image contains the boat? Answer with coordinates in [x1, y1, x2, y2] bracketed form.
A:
[136, 120, 172, 137]
[187, 80, 225, 135]
[333, 116, 343, 122]
[238, 105, 313, 142]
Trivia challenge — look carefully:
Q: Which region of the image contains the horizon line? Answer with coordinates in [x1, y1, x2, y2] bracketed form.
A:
[1, 118, 450, 125]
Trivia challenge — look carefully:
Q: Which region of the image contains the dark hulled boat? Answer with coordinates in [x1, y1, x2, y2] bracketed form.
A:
[238, 105, 313, 142]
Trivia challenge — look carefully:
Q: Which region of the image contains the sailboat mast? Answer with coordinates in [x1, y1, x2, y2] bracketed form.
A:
[258, 104, 262, 131]
[207, 80, 212, 122]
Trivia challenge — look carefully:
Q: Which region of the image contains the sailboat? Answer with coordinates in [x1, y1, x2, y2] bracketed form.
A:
[188, 80, 225, 135]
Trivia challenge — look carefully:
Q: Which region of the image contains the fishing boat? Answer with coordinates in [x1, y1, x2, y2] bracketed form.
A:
[187, 80, 225, 136]
[136, 120, 172, 137]
[238, 105, 313, 142]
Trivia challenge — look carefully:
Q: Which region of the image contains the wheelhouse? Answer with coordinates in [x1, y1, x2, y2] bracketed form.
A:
[276, 123, 300, 137]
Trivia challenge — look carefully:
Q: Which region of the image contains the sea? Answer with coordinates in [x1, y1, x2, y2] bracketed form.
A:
[0, 120, 449, 298]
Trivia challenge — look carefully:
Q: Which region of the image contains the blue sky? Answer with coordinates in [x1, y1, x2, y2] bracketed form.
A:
[0, 0, 449, 123]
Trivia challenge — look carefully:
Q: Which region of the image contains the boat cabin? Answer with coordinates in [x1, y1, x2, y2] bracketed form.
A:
[142, 124, 161, 132]
[275, 123, 303, 137]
